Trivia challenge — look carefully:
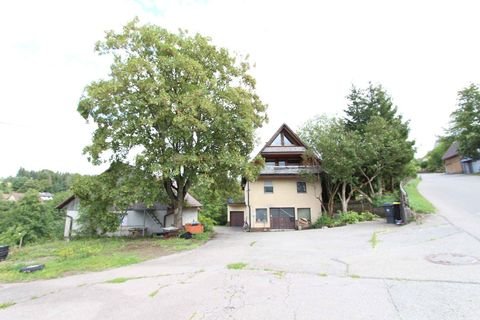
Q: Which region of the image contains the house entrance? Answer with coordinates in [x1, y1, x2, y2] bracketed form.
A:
[270, 207, 295, 229]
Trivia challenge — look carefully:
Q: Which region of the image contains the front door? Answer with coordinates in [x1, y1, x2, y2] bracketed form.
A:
[270, 208, 295, 229]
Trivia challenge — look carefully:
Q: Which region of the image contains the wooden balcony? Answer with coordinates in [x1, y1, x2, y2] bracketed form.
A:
[259, 165, 320, 176]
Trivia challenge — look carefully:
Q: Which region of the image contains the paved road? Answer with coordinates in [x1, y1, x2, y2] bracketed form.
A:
[1, 175, 480, 319]
[419, 173, 480, 241]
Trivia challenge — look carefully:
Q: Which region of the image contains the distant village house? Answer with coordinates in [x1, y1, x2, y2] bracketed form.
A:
[442, 141, 480, 174]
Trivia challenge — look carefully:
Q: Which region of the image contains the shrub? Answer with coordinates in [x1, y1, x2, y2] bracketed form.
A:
[372, 193, 399, 207]
[0, 190, 63, 246]
[198, 214, 215, 232]
[359, 211, 377, 221]
[338, 211, 361, 224]
[313, 211, 378, 228]
[0, 226, 28, 247]
[313, 214, 335, 228]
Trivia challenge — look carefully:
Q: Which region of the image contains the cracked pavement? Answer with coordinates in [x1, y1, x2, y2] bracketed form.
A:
[1, 173, 480, 319]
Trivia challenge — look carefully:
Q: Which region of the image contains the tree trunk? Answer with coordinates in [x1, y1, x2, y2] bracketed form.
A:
[313, 173, 324, 214]
[340, 182, 348, 212]
[327, 183, 340, 216]
[174, 181, 184, 228]
[163, 178, 187, 229]
[173, 202, 183, 228]
[327, 198, 335, 216]
[356, 189, 373, 204]
[377, 178, 383, 196]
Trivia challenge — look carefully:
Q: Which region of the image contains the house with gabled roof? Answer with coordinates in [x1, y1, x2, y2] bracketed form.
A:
[1, 192, 25, 202]
[442, 141, 463, 174]
[227, 124, 322, 230]
[442, 141, 480, 174]
[56, 193, 201, 238]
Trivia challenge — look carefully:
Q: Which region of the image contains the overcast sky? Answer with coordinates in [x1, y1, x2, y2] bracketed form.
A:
[1, 0, 479, 177]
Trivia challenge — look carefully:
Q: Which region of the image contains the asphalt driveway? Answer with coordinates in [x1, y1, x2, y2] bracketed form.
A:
[1, 175, 480, 319]
[419, 173, 480, 241]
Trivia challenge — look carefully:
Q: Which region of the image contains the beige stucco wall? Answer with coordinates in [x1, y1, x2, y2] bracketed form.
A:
[247, 176, 322, 228]
[227, 203, 247, 224]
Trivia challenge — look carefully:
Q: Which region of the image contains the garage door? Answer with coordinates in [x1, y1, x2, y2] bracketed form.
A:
[270, 207, 295, 229]
[230, 211, 244, 227]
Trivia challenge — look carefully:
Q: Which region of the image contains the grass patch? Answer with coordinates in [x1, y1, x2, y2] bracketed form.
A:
[249, 241, 256, 247]
[262, 268, 286, 278]
[349, 274, 360, 279]
[0, 302, 15, 309]
[227, 262, 248, 270]
[404, 178, 436, 213]
[0, 232, 213, 283]
[105, 276, 142, 284]
[318, 272, 328, 277]
[149, 289, 159, 298]
[369, 232, 379, 248]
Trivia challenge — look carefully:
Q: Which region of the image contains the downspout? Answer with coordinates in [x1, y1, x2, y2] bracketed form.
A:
[143, 209, 146, 237]
[247, 181, 252, 232]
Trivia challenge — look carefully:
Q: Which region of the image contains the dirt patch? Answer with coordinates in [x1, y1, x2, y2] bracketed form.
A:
[123, 241, 172, 260]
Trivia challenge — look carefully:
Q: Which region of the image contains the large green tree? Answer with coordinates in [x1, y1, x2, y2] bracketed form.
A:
[190, 175, 244, 226]
[300, 116, 360, 213]
[2, 168, 79, 193]
[78, 19, 267, 226]
[421, 136, 455, 172]
[359, 116, 415, 195]
[345, 83, 402, 133]
[0, 190, 63, 246]
[70, 163, 165, 235]
[344, 83, 414, 194]
[449, 84, 480, 159]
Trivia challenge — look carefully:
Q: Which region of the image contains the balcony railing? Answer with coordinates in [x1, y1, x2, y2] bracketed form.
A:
[259, 165, 320, 175]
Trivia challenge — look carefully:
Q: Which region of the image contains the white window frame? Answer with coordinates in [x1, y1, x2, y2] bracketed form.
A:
[264, 180, 274, 193]
[256, 208, 268, 223]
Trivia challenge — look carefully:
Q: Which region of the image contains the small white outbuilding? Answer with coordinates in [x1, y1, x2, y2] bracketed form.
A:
[56, 194, 201, 238]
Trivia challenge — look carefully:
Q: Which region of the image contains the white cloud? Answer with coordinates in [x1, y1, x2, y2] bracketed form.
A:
[1, 0, 479, 176]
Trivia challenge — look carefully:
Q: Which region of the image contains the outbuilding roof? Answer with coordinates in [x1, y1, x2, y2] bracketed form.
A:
[442, 141, 460, 160]
[55, 193, 202, 210]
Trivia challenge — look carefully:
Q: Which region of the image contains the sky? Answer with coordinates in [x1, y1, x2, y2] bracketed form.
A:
[1, 0, 480, 177]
